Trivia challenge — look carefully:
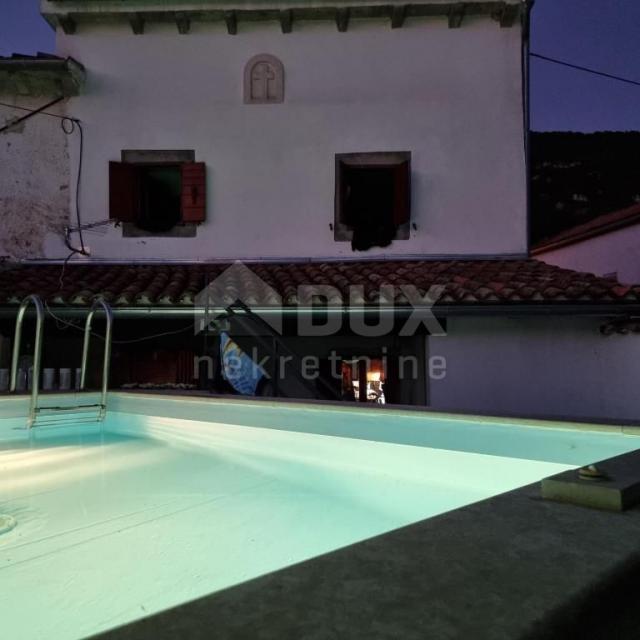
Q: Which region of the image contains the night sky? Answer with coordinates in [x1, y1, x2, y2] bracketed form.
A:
[1, 0, 639, 132]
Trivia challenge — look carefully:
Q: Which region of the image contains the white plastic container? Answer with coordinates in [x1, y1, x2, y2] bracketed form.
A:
[59, 368, 72, 391]
[43, 368, 56, 391]
[15, 368, 26, 391]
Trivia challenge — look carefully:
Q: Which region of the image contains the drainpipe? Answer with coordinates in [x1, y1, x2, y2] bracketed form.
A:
[522, 0, 535, 257]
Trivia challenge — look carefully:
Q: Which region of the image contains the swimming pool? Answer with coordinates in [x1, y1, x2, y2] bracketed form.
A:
[1, 393, 638, 640]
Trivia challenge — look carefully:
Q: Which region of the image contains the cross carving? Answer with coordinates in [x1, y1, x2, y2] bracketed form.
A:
[251, 62, 276, 101]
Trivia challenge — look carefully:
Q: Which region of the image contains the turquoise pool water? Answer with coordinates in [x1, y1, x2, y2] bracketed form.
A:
[1, 394, 638, 640]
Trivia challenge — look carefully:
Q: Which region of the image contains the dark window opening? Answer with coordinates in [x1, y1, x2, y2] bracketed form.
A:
[137, 165, 182, 232]
[335, 152, 411, 251]
[343, 167, 396, 251]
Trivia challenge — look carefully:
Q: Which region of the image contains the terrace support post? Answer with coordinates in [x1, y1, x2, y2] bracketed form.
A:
[358, 359, 368, 403]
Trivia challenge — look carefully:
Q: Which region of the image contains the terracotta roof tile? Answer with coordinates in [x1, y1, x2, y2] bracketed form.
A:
[0, 259, 638, 310]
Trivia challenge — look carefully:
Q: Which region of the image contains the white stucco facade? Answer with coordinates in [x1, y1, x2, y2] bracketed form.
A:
[37, 16, 528, 262]
[430, 317, 640, 422]
[536, 225, 640, 285]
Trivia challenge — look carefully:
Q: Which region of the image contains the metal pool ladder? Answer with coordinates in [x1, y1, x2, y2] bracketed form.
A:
[10, 295, 114, 428]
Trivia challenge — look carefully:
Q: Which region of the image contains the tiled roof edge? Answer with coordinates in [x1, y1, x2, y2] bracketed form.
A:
[532, 203, 640, 255]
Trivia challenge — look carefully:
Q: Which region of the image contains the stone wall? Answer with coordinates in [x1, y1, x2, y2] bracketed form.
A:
[0, 96, 70, 259]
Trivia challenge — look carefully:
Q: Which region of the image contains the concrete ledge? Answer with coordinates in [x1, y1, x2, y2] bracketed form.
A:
[0, 57, 84, 96]
[521, 554, 640, 640]
[542, 450, 640, 511]
[90, 477, 640, 640]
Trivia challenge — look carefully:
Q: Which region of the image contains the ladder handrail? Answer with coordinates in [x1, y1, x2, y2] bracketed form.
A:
[9, 294, 45, 427]
[79, 298, 113, 412]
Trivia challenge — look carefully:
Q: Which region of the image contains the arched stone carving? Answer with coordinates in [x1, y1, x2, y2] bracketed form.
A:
[244, 54, 284, 104]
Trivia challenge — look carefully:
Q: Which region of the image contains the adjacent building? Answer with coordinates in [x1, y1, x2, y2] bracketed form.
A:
[533, 203, 640, 284]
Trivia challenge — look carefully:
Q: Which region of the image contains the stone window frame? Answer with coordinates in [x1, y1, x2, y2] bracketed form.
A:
[334, 151, 412, 243]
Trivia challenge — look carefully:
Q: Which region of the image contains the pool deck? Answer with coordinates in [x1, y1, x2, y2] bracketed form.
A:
[91, 468, 640, 640]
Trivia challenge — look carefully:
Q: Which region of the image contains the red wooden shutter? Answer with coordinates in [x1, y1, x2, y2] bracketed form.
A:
[392, 160, 410, 226]
[181, 162, 206, 223]
[109, 161, 139, 222]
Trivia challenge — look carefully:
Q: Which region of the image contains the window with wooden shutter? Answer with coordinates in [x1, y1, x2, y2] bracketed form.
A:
[181, 162, 206, 223]
[109, 161, 139, 223]
[334, 152, 411, 251]
[109, 152, 205, 236]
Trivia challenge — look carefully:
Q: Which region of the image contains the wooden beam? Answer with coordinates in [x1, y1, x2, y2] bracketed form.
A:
[224, 10, 237, 35]
[175, 12, 190, 34]
[498, 3, 519, 28]
[129, 13, 144, 35]
[279, 9, 293, 34]
[390, 5, 406, 29]
[336, 7, 350, 32]
[46, 3, 523, 35]
[58, 15, 76, 35]
[448, 3, 465, 28]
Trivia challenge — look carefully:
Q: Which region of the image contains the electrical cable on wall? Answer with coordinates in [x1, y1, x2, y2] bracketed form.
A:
[0, 96, 65, 134]
[0, 99, 70, 120]
[60, 116, 88, 257]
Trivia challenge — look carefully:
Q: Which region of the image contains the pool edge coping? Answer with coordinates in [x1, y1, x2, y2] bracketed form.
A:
[110, 391, 640, 436]
[0, 390, 638, 436]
